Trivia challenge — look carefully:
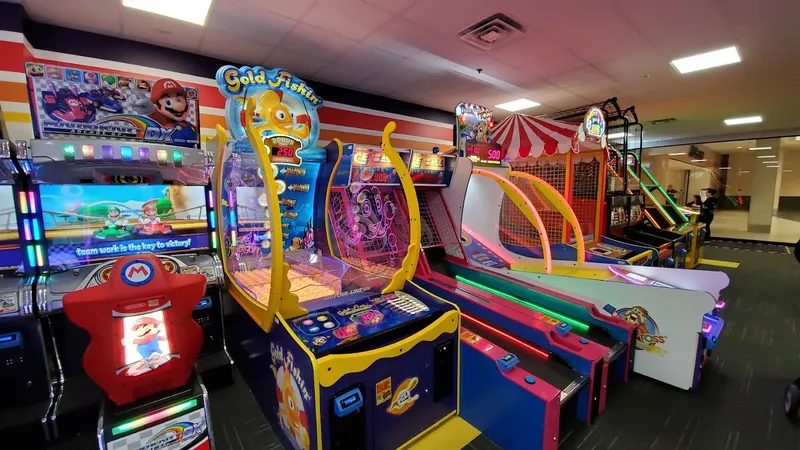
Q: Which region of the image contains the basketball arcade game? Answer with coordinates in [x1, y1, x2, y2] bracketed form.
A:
[211, 66, 461, 450]
[0, 139, 57, 446]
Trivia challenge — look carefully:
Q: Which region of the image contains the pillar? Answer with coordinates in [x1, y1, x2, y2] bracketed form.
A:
[747, 138, 781, 233]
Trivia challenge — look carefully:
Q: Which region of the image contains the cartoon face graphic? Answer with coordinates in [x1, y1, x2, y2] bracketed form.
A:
[156, 92, 188, 121]
[47, 67, 62, 80]
[255, 90, 311, 141]
[108, 207, 121, 220]
[272, 364, 310, 450]
[84, 72, 97, 83]
[623, 306, 649, 327]
[27, 64, 44, 77]
[143, 205, 158, 218]
[133, 322, 159, 338]
[136, 79, 151, 91]
[66, 70, 80, 82]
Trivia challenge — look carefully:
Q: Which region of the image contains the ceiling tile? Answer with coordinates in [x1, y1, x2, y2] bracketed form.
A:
[595, 51, 670, 81]
[121, 8, 205, 52]
[401, 0, 501, 35]
[335, 44, 406, 74]
[355, 76, 406, 96]
[200, 29, 273, 65]
[313, 64, 374, 88]
[362, 0, 419, 14]
[566, 79, 620, 103]
[363, 18, 427, 58]
[279, 23, 357, 62]
[512, 53, 588, 80]
[303, 0, 392, 41]
[230, 0, 317, 21]
[262, 48, 329, 78]
[206, 4, 295, 46]
[25, 0, 123, 36]
[488, 34, 566, 69]
[547, 66, 612, 88]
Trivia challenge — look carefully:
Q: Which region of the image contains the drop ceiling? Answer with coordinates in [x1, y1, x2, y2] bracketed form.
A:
[19, 0, 800, 147]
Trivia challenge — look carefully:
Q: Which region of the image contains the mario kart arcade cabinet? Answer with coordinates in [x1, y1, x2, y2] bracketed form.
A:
[62, 254, 214, 449]
[0, 140, 57, 446]
[211, 66, 460, 450]
[22, 68, 231, 439]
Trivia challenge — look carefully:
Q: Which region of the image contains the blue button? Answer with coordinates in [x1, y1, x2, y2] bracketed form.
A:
[524, 376, 535, 384]
[559, 323, 568, 328]
[579, 338, 588, 344]
[309, 326, 320, 333]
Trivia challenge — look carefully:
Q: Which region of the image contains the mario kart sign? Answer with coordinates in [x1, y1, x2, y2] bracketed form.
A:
[215, 66, 322, 166]
[25, 63, 201, 148]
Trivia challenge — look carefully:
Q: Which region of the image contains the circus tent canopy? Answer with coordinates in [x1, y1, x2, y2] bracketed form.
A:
[493, 113, 580, 160]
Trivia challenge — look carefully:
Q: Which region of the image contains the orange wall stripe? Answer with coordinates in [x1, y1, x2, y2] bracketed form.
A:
[0, 81, 29, 103]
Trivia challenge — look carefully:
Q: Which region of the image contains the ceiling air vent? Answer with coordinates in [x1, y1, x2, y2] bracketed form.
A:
[650, 117, 676, 125]
[458, 13, 524, 51]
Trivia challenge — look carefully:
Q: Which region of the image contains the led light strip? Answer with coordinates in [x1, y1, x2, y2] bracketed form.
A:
[455, 275, 590, 332]
[111, 398, 197, 436]
[461, 312, 549, 359]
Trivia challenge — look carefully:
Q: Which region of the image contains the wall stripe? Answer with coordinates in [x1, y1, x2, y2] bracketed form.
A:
[0, 30, 455, 151]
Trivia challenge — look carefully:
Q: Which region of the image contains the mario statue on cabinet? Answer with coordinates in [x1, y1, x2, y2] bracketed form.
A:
[62, 254, 206, 406]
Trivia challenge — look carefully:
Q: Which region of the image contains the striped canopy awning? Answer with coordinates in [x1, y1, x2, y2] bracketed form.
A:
[493, 113, 580, 160]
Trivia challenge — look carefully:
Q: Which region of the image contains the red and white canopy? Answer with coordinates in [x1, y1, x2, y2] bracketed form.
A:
[493, 114, 580, 160]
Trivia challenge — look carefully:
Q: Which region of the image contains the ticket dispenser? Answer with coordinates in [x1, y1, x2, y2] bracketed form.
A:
[63, 254, 214, 449]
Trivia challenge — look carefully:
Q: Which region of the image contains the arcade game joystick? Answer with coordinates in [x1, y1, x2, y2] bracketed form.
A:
[62, 254, 214, 449]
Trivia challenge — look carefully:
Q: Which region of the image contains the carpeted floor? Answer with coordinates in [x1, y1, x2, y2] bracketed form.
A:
[707, 239, 792, 254]
[50, 247, 800, 450]
[560, 247, 800, 450]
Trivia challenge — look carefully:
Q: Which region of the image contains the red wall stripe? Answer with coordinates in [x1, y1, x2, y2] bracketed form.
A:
[317, 107, 451, 141]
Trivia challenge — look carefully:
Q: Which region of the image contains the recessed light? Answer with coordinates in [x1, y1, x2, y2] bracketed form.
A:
[668, 152, 687, 156]
[122, 0, 213, 25]
[784, 170, 793, 173]
[670, 46, 741, 74]
[740, 170, 750, 174]
[757, 155, 776, 158]
[719, 167, 731, 170]
[736, 146, 742, 149]
[725, 116, 762, 126]
[766, 165, 780, 168]
[495, 99, 540, 112]
[749, 146, 772, 151]
[691, 159, 707, 162]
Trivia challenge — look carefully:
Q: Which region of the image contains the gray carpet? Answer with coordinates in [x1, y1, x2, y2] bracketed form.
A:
[707, 239, 792, 254]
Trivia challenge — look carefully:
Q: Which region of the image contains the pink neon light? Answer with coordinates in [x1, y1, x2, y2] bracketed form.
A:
[702, 323, 712, 334]
[28, 192, 37, 213]
[207, 190, 214, 209]
[715, 300, 726, 309]
[607, 265, 646, 285]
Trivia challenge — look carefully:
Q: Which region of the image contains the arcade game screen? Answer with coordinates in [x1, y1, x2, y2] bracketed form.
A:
[40, 184, 209, 269]
[0, 185, 20, 272]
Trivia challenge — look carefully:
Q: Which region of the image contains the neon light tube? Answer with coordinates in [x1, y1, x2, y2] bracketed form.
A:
[22, 219, 31, 241]
[111, 398, 197, 436]
[209, 213, 216, 230]
[455, 275, 590, 332]
[26, 246, 35, 268]
[18, 191, 28, 214]
[32, 220, 41, 240]
[207, 190, 214, 209]
[715, 300, 726, 310]
[211, 232, 218, 249]
[35, 245, 44, 267]
[28, 192, 37, 214]
[462, 312, 549, 359]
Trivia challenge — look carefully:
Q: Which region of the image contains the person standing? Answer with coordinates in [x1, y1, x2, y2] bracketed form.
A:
[699, 188, 718, 238]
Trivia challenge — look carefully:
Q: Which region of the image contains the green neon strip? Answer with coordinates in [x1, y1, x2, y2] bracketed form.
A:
[633, 153, 688, 224]
[628, 166, 676, 226]
[454, 275, 590, 332]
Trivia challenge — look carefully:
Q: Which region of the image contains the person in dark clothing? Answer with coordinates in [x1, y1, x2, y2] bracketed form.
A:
[699, 188, 718, 238]
[687, 195, 702, 208]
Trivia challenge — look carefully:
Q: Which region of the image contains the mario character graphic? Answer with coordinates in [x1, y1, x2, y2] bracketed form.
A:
[123, 316, 173, 376]
[135, 200, 173, 235]
[254, 90, 311, 142]
[614, 306, 667, 355]
[149, 78, 197, 132]
[272, 362, 310, 450]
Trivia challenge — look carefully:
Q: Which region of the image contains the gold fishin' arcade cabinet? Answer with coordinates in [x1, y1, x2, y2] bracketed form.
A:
[210, 65, 465, 450]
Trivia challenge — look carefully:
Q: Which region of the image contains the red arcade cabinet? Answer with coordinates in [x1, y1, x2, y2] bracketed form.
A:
[63, 254, 215, 449]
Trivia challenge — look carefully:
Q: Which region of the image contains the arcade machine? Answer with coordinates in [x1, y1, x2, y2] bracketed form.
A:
[21, 65, 231, 438]
[453, 104, 723, 390]
[62, 254, 213, 450]
[0, 139, 56, 446]
[322, 136, 600, 443]
[211, 66, 462, 450]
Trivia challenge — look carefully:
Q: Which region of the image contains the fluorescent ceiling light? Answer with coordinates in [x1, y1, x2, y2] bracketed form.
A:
[784, 170, 793, 173]
[749, 146, 772, 151]
[725, 116, 762, 126]
[740, 170, 750, 174]
[495, 99, 540, 112]
[691, 159, 706, 162]
[122, 0, 213, 25]
[757, 155, 775, 158]
[719, 167, 731, 170]
[762, 160, 779, 164]
[671, 46, 741, 74]
[668, 152, 687, 156]
[767, 165, 780, 168]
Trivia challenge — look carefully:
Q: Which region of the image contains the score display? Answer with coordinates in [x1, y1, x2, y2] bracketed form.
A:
[349, 147, 402, 185]
[267, 136, 302, 165]
[455, 102, 505, 167]
[409, 151, 454, 186]
[465, 142, 505, 166]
